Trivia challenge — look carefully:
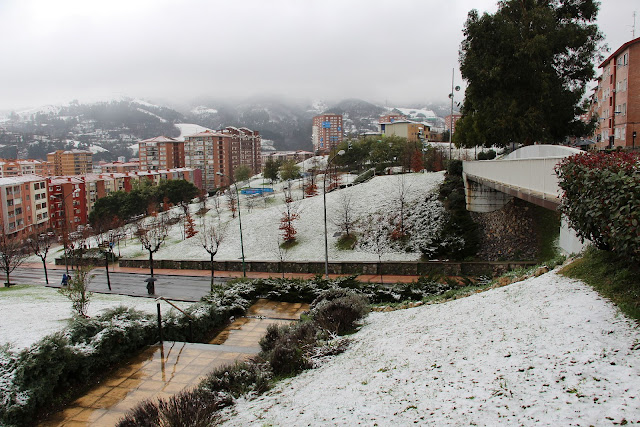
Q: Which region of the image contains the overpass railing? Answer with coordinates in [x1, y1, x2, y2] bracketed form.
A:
[463, 156, 565, 202]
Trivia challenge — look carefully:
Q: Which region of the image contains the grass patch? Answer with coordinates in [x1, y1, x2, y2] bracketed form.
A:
[0, 284, 30, 292]
[279, 240, 299, 250]
[560, 247, 640, 322]
[336, 234, 357, 250]
[532, 205, 561, 263]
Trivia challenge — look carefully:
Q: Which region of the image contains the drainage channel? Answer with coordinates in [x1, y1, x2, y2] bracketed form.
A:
[40, 299, 309, 427]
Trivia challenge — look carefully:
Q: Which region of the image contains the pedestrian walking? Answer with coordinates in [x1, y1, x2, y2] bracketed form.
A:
[61, 273, 69, 287]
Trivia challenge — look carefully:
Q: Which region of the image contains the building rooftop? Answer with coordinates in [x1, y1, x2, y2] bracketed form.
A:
[0, 175, 48, 185]
[139, 136, 180, 144]
[599, 36, 640, 67]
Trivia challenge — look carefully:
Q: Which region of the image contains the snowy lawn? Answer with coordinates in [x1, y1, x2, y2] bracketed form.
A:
[152, 171, 444, 263]
[28, 169, 445, 266]
[0, 285, 191, 351]
[221, 271, 640, 426]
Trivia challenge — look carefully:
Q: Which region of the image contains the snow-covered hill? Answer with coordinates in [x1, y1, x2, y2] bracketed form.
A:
[222, 271, 640, 426]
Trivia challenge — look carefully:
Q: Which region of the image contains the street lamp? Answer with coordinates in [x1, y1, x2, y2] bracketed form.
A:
[216, 172, 246, 277]
[323, 149, 345, 279]
[448, 68, 461, 160]
[51, 188, 80, 274]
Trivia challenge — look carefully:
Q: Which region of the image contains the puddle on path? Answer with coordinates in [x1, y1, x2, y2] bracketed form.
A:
[41, 299, 309, 426]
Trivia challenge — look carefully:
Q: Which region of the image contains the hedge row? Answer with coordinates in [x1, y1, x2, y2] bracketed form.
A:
[556, 151, 640, 262]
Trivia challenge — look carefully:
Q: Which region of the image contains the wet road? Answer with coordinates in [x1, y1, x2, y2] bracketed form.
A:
[11, 267, 227, 302]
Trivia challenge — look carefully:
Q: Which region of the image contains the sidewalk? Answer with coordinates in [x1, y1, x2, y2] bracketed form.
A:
[22, 262, 421, 284]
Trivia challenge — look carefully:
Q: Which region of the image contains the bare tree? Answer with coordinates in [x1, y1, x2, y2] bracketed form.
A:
[92, 216, 121, 291]
[359, 213, 391, 284]
[279, 193, 300, 243]
[393, 175, 411, 240]
[211, 191, 222, 218]
[0, 227, 28, 287]
[199, 218, 227, 290]
[58, 265, 94, 317]
[136, 215, 171, 277]
[226, 190, 238, 218]
[273, 235, 290, 278]
[27, 232, 55, 285]
[333, 192, 357, 238]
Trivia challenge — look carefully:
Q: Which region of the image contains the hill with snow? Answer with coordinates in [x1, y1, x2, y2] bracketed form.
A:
[222, 270, 640, 426]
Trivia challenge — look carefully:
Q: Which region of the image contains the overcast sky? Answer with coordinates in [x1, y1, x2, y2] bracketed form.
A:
[0, 0, 636, 112]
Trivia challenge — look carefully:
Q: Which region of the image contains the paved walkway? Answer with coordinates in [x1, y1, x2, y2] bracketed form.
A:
[40, 300, 309, 426]
[22, 262, 422, 284]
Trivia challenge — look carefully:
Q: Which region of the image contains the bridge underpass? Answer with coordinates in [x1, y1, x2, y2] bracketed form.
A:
[462, 145, 588, 255]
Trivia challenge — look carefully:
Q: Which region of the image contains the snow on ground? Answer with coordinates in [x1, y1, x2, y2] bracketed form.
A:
[222, 271, 640, 426]
[147, 171, 444, 262]
[0, 285, 191, 351]
[175, 123, 212, 141]
[393, 107, 438, 119]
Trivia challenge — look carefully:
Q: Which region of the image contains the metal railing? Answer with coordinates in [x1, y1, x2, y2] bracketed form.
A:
[156, 296, 194, 343]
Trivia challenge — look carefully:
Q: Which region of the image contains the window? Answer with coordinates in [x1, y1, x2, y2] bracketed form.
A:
[7, 199, 13, 207]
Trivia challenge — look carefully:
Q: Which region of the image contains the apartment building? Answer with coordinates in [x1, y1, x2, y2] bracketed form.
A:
[0, 175, 50, 239]
[138, 136, 185, 171]
[592, 36, 640, 149]
[261, 150, 314, 166]
[0, 159, 54, 178]
[444, 114, 463, 135]
[312, 114, 343, 153]
[98, 160, 141, 174]
[48, 177, 87, 232]
[379, 120, 429, 142]
[379, 114, 406, 124]
[184, 127, 261, 191]
[47, 150, 93, 176]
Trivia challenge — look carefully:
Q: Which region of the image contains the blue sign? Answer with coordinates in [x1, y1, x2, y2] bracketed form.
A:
[322, 121, 331, 128]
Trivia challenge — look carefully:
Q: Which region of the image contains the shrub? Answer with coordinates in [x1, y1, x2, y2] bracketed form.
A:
[117, 389, 231, 427]
[265, 322, 320, 376]
[200, 361, 272, 397]
[311, 294, 370, 335]
[556, 152, 640, 262]
[353, 168, 375, 185]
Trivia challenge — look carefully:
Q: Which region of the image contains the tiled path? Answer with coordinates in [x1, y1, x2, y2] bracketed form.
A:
[40, 299, 309, 426]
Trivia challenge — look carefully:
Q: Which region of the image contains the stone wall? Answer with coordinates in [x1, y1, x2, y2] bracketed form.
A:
[470, 198, 539, 261]
[117, 258, 536, 277]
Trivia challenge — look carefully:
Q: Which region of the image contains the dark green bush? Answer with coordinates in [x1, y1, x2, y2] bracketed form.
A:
[353, 168, 375, 185]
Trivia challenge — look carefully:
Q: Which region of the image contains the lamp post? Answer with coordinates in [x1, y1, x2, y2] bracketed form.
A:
[448, 68, 461, 160]
[51, 188, 80, 274]
[323, 149, 345, 279]
[216, 172, 246, 277]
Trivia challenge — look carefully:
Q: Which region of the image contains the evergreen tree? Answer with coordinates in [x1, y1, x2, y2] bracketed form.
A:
[456, 0, 603, 147]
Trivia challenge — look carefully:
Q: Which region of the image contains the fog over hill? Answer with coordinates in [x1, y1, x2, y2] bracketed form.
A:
[0, 96, 448, 161]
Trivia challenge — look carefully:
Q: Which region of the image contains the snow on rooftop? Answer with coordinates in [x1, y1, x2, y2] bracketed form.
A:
[223, 271, 640, 425]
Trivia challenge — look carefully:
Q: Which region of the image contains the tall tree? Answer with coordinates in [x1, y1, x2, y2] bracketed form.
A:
[263, 158, 281, 182]
[234, 164, 252, 183]
[456, 0, 603, 147]
[279, 160, 301, 181]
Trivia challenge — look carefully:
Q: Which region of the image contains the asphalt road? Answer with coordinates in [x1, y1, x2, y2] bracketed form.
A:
[10, 267, 228, 302]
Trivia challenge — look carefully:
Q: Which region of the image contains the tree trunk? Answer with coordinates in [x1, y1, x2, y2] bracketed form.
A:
[149, 251, 154, 277]
[42, 259, 49, 284]
[105, 252, 111, 290]
[210, 253, 215, 290]
[6, 271, 10, 287]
